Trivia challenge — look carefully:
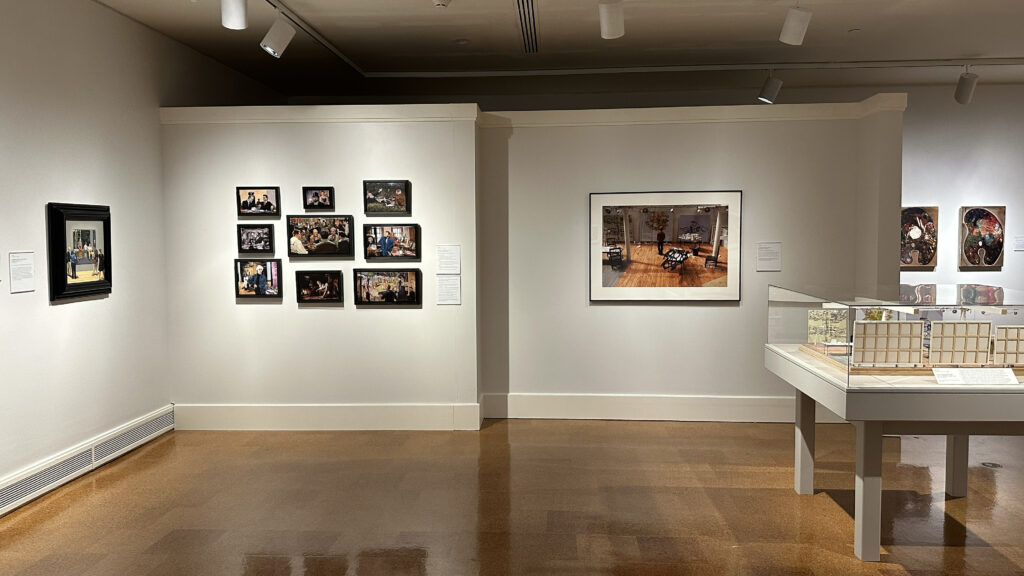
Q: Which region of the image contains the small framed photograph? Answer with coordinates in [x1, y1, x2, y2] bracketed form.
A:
[303, 187, 335, 210]
[237, 224, 275, 253]
[363, 180, 411, 216]
[235, 259, 282, 298]
[46, 203, 112, 302]
[354, 269, 421, 306]
[364, 224, 421, 260]
[296, 270, 343, 303]
[237, 186, 280, 216]
[287, 215, 354, 257]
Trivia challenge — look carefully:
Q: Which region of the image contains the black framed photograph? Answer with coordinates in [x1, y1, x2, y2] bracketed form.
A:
[235, 259, 282, 298]
[237, 224, 275, 253]
[363, 180, 411, 216]
[354, 269, 421, 306]
[303, 187, 335, 210]
[363, 224, 420, 260]
[237, 186, 280, 216]
[287, 215, 354, 257]
[46, 203, 112, 302]
[296, 270, 343, 303]
[590, 190, 742, 302]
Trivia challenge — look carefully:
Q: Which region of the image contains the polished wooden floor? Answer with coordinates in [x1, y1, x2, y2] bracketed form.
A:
[2, 420, 1024, 575]
[614, 243, 728, 288]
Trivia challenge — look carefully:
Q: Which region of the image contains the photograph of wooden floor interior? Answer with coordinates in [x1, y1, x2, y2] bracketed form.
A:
[1, 420, 1023, 575]
[610, 243, 728, 288]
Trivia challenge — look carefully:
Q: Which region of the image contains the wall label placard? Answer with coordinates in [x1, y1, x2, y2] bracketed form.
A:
[437, 275, 461, 305]
[756, 242, 782, 272]
[437, 244, 461, 275]
[9, 251, 35, 294]
[1014, 236, 1024, 252]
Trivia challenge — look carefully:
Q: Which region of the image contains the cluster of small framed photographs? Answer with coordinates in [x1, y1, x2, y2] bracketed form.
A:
[234, 182, 422, 306]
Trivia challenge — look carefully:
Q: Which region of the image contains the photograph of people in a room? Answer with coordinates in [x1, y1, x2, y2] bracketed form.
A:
[287, 216, 353, 257]
[600, 204, 730, 288]
[296, 270, 343, 303]
[354, 269, 421, 305]
[237, 224, 274, 253]
[302, 187, 335, 210]
[364, 224, 420, 260]
[363, 180, 410, 215]
[65, 225, 106, 284]
[234, 259, 281, 298]
[236, 187, 280, 216]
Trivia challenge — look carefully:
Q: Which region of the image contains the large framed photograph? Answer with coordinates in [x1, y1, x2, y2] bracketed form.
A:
[354, 269, 421, 306]
[959, 206, 1005, 270]
[900, 206, 938, 269]
[363, 180, 411, 216]
[237, 224, 275, 254]
[46, 203, 112, 301]
[237, 186, 280, 216]
[302, 187, 335, 210]
[235, 259, 282, 298]
[296, 270, 343, 303]
[287, 215, 354, 257]
[590, 191, 742, 302]
[364, 224, 420, 260]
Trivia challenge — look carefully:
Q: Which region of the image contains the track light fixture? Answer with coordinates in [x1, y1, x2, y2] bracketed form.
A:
[260, 16, 296, 58]
[779, 7, 812, 46]
[758, 70, 783, 104]
[955, 65, 979, 105]
[220, 0, 247, 30]
[599, 1, 625, 40]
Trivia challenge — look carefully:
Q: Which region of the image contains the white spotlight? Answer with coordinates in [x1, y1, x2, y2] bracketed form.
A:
[221, 0, 247, 30]
[758, 74, 783, 104]
[599, 1, 625, 40]
[260, 17, 296, 58]
[779, 7, 812, 46]
[955, 68, 979, 105]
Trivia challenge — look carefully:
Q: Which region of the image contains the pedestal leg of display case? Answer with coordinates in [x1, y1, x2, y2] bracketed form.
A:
[945, 434, 969, 498]
[795, 390, 816, 495]
[854, 420, 883, 561]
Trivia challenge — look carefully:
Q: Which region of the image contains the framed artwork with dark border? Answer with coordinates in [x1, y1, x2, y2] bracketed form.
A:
[363, 224, 421, 261]
[46, 203, 112, 302]
[296, 270, 343, 303]
[959, 205, 1005, 270]
[237, 186, 280, 217]
[363, 180, 411, 216]
[354, 269, 421, 306]
[286, 215, 354, 257]
[235, 259, 282, 298]
[237, 224, 275, 254]
[302, 187, 335, 210]
[900, 206, 938, 269]
[590, 190, 742, 302]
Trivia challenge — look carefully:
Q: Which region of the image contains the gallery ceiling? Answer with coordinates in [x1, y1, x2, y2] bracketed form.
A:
[95, 0, 1024, 99]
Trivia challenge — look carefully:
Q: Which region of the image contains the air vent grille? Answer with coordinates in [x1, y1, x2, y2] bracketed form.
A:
[0, 450, 92, 511]
[94, 411, 174, 462]
[516, 0, 539, 54]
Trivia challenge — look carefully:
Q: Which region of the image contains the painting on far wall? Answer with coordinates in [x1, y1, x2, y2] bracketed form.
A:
[364, 224, 420, 260]
[287, 215, 354, 257]
[46, 203, 112, 301]
[959, 206, 1005, 270]
[354, 269, 421, 306]
[590, 191, 742, 301]
[364, 180, 411, 216]
[900, 206, 938, 269]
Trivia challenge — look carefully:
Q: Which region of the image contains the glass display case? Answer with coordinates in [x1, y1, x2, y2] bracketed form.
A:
[768, 284, 1024, 389]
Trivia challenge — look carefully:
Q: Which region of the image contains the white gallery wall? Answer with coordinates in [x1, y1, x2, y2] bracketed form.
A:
[478, 97, 904, 420]
[898, 85, 1024, 289]
[160, 105, 480, 430]
[0, 0, 278, 480]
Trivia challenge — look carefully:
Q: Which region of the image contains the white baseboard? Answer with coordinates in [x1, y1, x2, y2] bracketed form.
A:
[482, 393, 845, 423]
[0, 405, 174, 517]
[174, 403, 483, 431]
